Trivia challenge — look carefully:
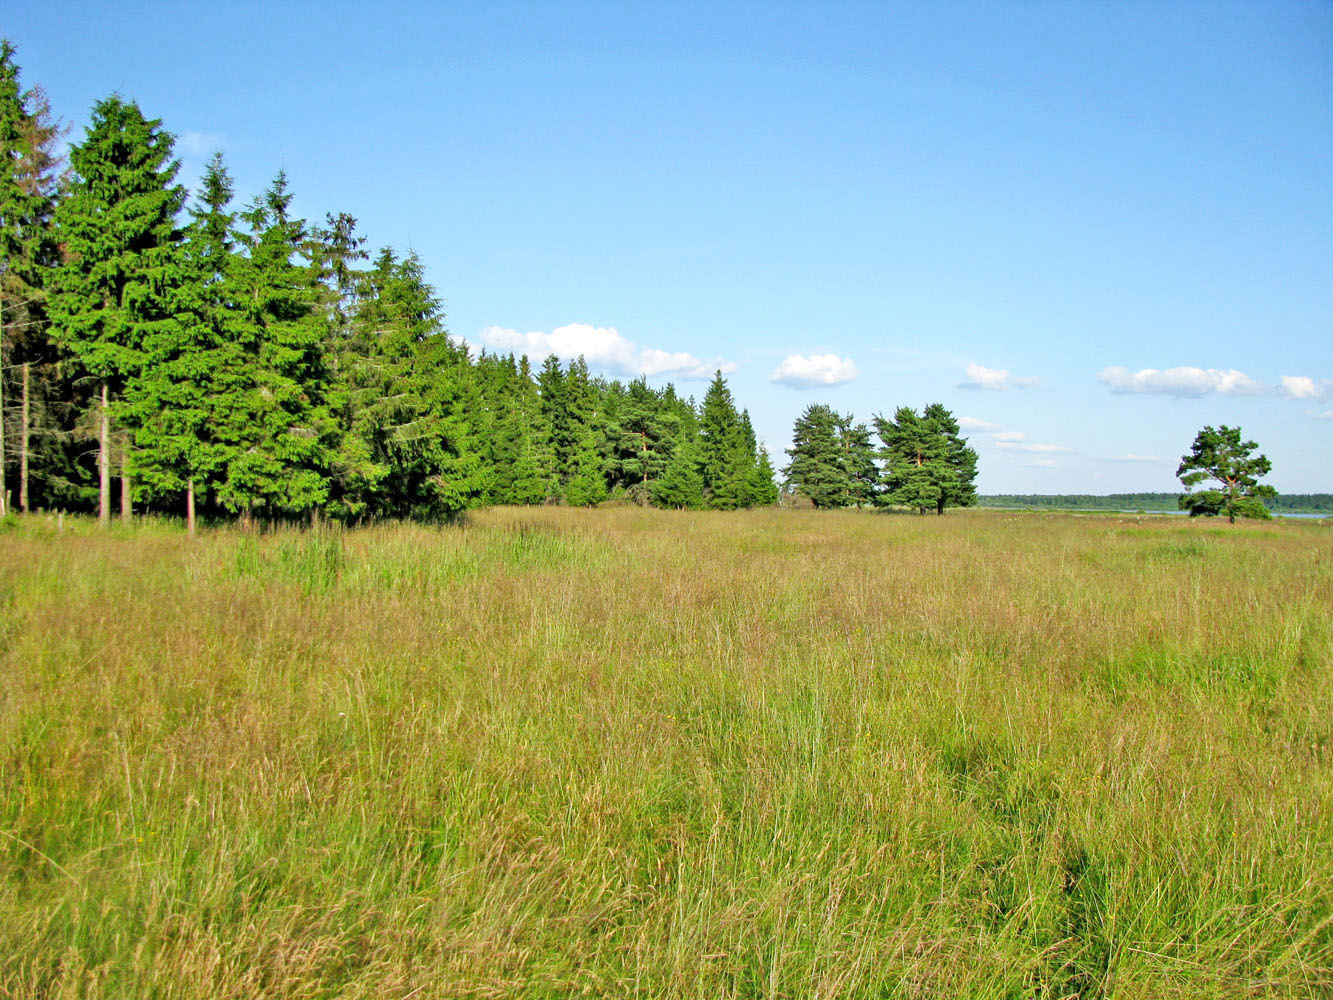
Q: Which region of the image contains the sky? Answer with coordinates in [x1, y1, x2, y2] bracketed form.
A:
[7, 1, 1331, 492]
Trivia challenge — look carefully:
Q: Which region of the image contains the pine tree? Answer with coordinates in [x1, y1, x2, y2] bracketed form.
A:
[1177, 424, 1275, 524]
[48, 94, 185, 526]
[604, 376, 669, 496]
[923, 403, 977, 514]
[875, 404, 977, 515]
[839, 417, 880, 507]
[784, 404, 850, 508]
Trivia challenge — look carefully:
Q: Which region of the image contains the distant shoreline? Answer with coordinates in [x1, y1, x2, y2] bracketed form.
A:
[978, 493, 1332, 516]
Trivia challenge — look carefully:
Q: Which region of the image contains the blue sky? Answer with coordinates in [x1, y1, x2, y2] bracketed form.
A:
[9, 1, 1331, 492]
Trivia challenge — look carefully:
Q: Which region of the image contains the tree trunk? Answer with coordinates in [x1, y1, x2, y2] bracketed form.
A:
[186, 477, 196, 537]
[0, 294, 5, 517]
[19, 363, 29, 513]
[99, 383, 110, 529]
[120, 444, 131, 522]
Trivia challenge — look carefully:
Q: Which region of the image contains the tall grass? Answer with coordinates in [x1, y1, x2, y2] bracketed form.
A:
[1, 508, 1330, 998]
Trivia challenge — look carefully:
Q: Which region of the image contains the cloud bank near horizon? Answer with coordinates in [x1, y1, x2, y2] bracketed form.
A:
[476, 323, 734, 380]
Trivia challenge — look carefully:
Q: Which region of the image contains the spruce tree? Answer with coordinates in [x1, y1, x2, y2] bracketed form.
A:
[124, 153, 237, 532]
[48, 94, 185, 526]
[0, 41, 65, 515]
[699, 370, 750, 508]
[746, 446, 780, 507]
[537, 354, 571, 489]
[219, 172, 332, 519]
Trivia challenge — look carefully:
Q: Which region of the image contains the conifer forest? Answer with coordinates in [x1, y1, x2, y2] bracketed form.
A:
[0, 45, 791, 527]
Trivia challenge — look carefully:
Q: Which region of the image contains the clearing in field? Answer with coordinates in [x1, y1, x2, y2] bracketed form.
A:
[1, 508, 1330, 998]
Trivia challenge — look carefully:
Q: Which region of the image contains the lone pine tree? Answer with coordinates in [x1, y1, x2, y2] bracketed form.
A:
[1177, 424, 1276, 523]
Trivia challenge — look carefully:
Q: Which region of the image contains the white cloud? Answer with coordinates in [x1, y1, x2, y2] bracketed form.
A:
[1097, 365, 1267, 397]
[477, 323, 733, 380]
[959, 362, 1039, 391]
[994, 430, 1026, 442]
[1029, 458, 1060, 468]
[958, 416, 1001, 432]
[180, 130, 225, 156]
[1108, 453, 1162, 463]
[996, 440, 1074, 453]
[1312, 410, 1333, 421]
[1280, 375, 1331, 401]
[770, 353, 860, 388]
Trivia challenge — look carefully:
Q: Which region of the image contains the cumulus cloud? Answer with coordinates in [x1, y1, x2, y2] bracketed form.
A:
[1279, 375, 1331, 401]
[769, 353, 860, 388]
[477, 323, 733, 380]
[1097, 365, 1267, 397]
[958, 363, 1039, 391]
[958, 416, 1001, 432]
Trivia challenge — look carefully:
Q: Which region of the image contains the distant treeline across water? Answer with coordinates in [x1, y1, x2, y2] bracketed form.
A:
[978, 493, 1333, 514]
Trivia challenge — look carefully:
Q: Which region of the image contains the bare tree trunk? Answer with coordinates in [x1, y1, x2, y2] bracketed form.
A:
[120, 444, 131, 522]
[19, 362, 29, 513]
[186, 476, 196, 537]
[99, 383, 110, 529]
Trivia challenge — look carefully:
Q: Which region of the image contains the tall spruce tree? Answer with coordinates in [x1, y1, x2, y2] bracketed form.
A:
[507, 354, 558, 503]
[219, 172, 333, 519]
[746, 446, 780, 507]
[699, 370, 752, 508]
[49, 95, 185, 526]
[0, 41, 65, 515]
[124, 152, 237, 532]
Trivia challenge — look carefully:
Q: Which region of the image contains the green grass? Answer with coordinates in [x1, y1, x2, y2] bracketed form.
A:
[1, 507, 1330, 998]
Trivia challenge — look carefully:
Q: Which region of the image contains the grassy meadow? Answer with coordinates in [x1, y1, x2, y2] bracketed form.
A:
[0, 507, 1330, 998]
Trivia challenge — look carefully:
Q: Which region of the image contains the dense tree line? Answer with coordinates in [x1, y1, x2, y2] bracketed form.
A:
[782, 402, 978, 513]
[0, 46, 777, 527]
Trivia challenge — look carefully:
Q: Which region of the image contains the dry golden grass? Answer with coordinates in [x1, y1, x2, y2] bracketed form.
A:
[0, 507, 1330, 998]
